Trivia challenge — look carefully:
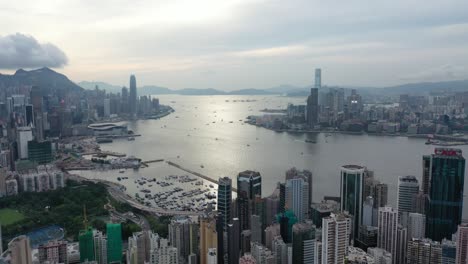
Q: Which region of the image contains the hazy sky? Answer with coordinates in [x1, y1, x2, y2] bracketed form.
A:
[1, 0, 468, 90]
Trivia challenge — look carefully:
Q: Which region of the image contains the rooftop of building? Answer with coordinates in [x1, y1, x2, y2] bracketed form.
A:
[341, 164, 366, 171]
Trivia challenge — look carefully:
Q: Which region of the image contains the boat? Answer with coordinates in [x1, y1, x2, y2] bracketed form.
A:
[200, 165, 204, 168]
[119, 169, 125, 173]
[209, 184, 214, 188]
[425, 139, 432, 145]
[246, 144, 250, 147]
[128, 137, 135, 141]
[117, 177, 122, 181]
[305, 139, 316, 143]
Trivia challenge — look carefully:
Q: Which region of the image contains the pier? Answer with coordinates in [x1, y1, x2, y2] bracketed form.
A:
[166, 161, 237, 192]
[141, 159, 164, 167]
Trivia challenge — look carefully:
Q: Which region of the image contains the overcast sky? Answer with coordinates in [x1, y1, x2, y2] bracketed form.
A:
[1, 0, 468, 90]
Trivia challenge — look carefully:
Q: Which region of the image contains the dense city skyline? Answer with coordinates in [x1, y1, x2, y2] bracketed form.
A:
[1, 1, 468, 90]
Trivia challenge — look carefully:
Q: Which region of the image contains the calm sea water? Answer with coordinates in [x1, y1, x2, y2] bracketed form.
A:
[76, 95, 468, 217]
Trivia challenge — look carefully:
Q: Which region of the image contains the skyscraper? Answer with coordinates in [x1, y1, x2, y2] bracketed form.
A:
[292, 221, 316, 264]
[396, 225, 408, 264]
[307, 88, 319, 127]
[456, 223, 468, 264]
[322, 213, 351, 264]
[285, 177, 309, 222]
[129, 75, 137, 115]
[424, 148, 465, 241]
[277, 210, 298, 244]
[169, 216, 198, 263]
[315, 68, 322, 89]
[217, 177, 232, 232]
[107, 223, 123, 264]
[340, 165, 366, 237]
[200, 215, 218, 264]
[408, 213, 426, 240]
[397, 175, 419, 225]
[377, 207, 398, 264]
[272, 236, 288, 264]
[227, 218, 240, 264]
[237, 171, 261, 231]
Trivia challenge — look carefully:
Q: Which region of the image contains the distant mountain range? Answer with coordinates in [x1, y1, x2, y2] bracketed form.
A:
[0, 67, 83, 95]
[79, 79, 468, 96]
[0, 68, 467, 97]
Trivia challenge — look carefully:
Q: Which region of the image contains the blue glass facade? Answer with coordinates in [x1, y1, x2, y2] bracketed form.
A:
[425, 149, 465, 241]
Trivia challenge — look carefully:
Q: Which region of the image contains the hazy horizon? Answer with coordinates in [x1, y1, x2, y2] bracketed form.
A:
[1, 0, 468, 90]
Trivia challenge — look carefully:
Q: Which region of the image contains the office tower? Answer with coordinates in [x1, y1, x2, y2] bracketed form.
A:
[322, 213, 351, 264]
[456, 223, 468, 264]
[264, 191, 279, 226]
[218, 177, 232, 231]
[307, 88, 319, 127]
[277, 210, 298, 244]
[129, 75, 137, 115]
[17, 126, 33, 160]
[398, 176, 419, 225]
[408, 213, 426, 240]
[107, 223, 122, 263]
[407, 238, 443, 264]
[340, 165, 366, 237]
[368, 247, 392, 264]
[264, 224, 280, 250]
[424, 148, 465, 241]
[356, 225, 378, 250]
[377, 207, 398, 263]
[362, 196, 374, 227]
[237, 171, 261, 231]
[315, 68, 322, 89]
[239, 254, 256, 264]
[38, 240, 68, 264]
[27, 140, 53, 164]
[441, 239, 456, 264]
[279, 183, 286, 213]
[215, 216, 224, 264]
[121, 86, 129, 113]
[396, 225, 408, 264]
[207, 248, 217, 264]
[285, 177, 309, 222]
[273, 236, 288, 264]
[374, 183, 388, 208]
[149, 238, 179, 264]
[227, 218, 240, 264]
[104, 98, 111, 117]
[311, 200, 338, 228]
[200, 215, 218, 264]
[80, 228, 95, 262]
[8, 235, 32, 264]
[412, 191, 427, 215]
[346, 89, 363, 119]
[240, 230, 251, 255]
[292, 221, 315, 264]
[285, 168, 313, 208]
[250, 214, 262, 243]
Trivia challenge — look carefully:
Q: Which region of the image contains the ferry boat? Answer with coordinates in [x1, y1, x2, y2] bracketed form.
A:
[127, 137, 135, 141]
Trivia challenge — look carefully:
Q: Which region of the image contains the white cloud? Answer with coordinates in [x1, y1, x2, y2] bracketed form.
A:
[0, 33, 68, 69]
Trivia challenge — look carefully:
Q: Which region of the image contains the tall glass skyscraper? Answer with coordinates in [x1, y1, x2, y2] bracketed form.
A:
[217, 177, 232, 231]
[237, 170, 261, 231]
[424, 148, 465, 241]
[340, 165, 366, 237]
[129, 75, 137, 115]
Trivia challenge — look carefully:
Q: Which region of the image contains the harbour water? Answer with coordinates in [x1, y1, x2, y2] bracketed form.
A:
[75, 95, 468, 217]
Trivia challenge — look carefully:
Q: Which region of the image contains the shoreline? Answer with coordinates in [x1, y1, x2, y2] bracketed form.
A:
[246, 122, 468, 145]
